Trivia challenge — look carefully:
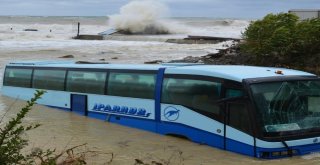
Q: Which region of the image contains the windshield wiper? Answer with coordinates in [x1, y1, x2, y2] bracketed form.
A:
[281, 140, 293, 157]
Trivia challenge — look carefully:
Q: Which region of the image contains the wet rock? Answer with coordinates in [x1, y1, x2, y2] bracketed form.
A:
[166, 39, 221, 44]
[99, 58, 106, 61]
[144, 60, 163, 64]
[59, 55, 74, 58]
[184, 56, 202, 63]
[169, 56, 202, 63]
[205, 52, 223, 58]
[167, 36, 241, 44]
[222, 44, 229, 47]
[169, 42, 248, 65]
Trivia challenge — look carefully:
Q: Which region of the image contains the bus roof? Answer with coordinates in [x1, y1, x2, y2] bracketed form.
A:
[6, 61, 315, 82]
[166, 65, 315, 82]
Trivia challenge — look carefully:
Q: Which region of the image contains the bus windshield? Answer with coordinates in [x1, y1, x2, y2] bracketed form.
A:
[250, 80, 320, 136]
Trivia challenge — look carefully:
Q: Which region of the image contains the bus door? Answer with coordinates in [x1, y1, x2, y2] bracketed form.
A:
[71, 94, 88, 116]
[224, 100, 255, 156]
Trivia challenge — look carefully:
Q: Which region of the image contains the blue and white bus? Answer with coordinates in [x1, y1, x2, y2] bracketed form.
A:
[2, 61, 320, 159]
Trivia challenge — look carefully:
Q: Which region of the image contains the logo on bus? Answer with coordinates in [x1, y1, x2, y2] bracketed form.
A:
[92, 103, 151, 118]
[164, 106, 180, 121]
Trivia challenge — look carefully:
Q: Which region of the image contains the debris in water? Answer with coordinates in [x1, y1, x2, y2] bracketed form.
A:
[144, 60, 163, 64]
[24, 29, 38, 31]
[59, 55, 74, 58]
[134, 159, 145, 164]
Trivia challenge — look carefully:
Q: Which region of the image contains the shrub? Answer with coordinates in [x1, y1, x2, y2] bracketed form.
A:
[0, 90, 44, 164]
[241, 13, 320, 71]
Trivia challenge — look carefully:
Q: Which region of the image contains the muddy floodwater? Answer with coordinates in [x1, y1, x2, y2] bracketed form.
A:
[0, 96, 319, 165]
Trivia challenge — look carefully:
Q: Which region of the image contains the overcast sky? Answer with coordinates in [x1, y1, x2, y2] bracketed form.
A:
[0, 0, 319, 18]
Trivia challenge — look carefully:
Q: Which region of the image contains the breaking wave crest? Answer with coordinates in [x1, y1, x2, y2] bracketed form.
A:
[108, 0, 176, 34]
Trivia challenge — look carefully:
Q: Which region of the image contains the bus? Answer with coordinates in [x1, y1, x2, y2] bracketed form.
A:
[2, 61, 320, 159]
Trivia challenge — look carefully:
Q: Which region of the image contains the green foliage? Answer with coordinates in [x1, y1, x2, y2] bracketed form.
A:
[242, 13, 298, 57]
[241, 13, 320, 71]
[0, 90, 45, 164]
[294, 18, 320, 56]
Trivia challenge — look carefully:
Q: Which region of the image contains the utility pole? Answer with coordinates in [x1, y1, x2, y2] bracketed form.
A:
[77, 22, 80, 37]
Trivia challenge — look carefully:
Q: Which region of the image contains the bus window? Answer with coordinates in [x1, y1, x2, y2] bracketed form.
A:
[4, 68, 33, 88]
[107, 72, 156, 99]
[251, 81, 320, 134]
[66, 71, 106, 94]
[227, 102, 252, 134]
[33, 69, 66, 91]
[162, 78, 221, 116]
[226, 89, 243, 98]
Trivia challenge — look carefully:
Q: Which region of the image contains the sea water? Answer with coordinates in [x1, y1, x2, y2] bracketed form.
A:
[0, 16, 248, 82]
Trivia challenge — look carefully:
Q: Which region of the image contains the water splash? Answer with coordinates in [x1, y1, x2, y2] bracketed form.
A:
[108, 0, 173, 34]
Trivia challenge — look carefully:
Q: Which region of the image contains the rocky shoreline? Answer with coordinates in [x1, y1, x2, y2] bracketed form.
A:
[169, 41, 251, 65]
[167, 41, 319, 76]
[57, 38, 319, 76]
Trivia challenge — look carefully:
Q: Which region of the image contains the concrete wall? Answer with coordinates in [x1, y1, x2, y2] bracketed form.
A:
[289, 9, 320, 20]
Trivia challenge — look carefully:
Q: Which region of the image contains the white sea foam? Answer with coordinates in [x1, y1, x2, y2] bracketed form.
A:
[0, 40, 164, 51]
[109, 0, 169, 34]
[0, 23, 108, 40]
[0, 15, 249, 64]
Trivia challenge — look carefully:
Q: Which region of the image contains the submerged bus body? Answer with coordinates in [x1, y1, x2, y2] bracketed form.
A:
[2, 61, 320, 159]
